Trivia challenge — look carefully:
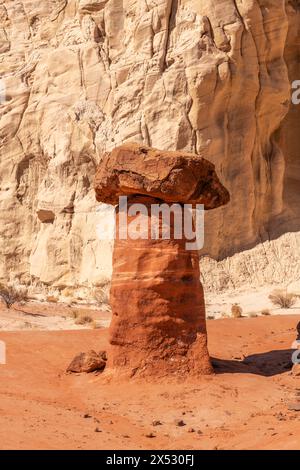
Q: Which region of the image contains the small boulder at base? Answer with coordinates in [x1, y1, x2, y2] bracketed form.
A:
[67, 350, 107, 373]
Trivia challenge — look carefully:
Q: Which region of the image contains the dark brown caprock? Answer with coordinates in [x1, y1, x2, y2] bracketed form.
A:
[95, 143, 230, 379]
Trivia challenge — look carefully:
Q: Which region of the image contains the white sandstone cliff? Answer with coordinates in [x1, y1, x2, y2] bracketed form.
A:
[0, 0, 299, 294]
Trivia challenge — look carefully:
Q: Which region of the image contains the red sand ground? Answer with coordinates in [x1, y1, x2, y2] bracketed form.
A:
[0, 314, 300, 450]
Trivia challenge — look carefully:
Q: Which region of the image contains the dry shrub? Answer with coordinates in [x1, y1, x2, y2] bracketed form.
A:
[0, 282, 28, 309]
[71, 307, 96, 325]
[71, 309, 79, 319]
[231, 304, 243, 318]
[261, 309, 271, 316]
[268, 290, 297, 309]
[93, 282, 110, 306]
[75, 314, 93, 325]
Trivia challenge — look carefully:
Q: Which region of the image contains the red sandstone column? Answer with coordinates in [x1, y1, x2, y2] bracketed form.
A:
[107, 196, 212, 378]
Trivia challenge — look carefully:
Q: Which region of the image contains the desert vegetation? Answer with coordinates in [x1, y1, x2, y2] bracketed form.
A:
[70, 308, 98, 327]
[93, 282, 110, 307]
[0, 282, 28, 309]
[75, 314, 93, 326]
[268, 290, 297, 309]
[231, 304, 243, 318]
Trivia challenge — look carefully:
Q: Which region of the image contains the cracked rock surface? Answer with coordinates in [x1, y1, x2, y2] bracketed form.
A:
[94, 142, 230, 207]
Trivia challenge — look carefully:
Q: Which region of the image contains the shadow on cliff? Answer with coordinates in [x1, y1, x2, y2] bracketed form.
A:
[211, 349, 293, 377]
[203, 208, 300, 261]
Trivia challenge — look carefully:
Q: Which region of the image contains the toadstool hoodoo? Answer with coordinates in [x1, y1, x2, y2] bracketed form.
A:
[95, 143, 229, 379]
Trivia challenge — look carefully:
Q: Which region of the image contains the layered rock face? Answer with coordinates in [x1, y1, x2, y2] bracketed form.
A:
[95, 144, 229, 377]
[109, 197, 213, 378]
[280, 1, 300, 234]
[0, 1, 299, 290]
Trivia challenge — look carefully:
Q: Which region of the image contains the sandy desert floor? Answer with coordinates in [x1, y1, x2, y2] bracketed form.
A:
[206, 286, 300, 319]
[0, 307, 300, 450]
[0, 301, 111, 331]
[1, 283, 299, 332]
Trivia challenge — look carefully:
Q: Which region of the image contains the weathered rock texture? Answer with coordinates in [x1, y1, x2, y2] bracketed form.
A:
[67, 349, 107, 373]
[95, 143, 229, 377]
[95, 142, 230, 207]
[0, 1, 299, 291]
[109, 197, 213, 378]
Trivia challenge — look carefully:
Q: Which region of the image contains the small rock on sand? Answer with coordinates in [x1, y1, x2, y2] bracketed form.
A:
[67, 350, 106, 373]
[175, 419, 186, 427]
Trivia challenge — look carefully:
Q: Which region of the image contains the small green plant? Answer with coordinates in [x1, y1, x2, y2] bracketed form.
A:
[268, 290, 297, 309]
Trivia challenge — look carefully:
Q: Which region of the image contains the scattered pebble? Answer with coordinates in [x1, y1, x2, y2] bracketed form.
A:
[275, 412, 286, 421]
[152, 420, 162, 426]
[175, 419, 186, 427]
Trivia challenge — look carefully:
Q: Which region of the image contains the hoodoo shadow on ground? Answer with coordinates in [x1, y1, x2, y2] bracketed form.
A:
[212, 349, 294, 377]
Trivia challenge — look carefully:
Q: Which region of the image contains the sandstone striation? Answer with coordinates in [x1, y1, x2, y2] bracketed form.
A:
[0, 1, 299, 293]
[95, 143, 229, 378]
